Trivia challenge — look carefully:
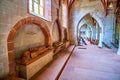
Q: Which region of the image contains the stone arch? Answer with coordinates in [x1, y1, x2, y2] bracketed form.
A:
[76, 13, 104, 46]
[7, 17, 52, 75]
[78, 24, 93, 42]
[51, 17, 63, 42]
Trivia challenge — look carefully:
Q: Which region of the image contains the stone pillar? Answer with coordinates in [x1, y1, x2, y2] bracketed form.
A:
[90, 31, 92, 41]
[96, 23, 98, 40]
[117, 46, 120, 55]
[117, 24, 120, 55]
[98, 33, 103, 47]
[93, 27, 96, 40]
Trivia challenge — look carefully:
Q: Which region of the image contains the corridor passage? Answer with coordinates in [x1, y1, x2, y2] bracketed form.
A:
[59, 44, 120, 80]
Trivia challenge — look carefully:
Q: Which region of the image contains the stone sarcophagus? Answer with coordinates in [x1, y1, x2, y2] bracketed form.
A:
[53, 42, 65, 55]
[16, 46, 53, 80]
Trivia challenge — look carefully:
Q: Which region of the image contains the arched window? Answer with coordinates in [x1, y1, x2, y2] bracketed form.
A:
[29, 0, 51, 21]
[62, 0, 68, 28]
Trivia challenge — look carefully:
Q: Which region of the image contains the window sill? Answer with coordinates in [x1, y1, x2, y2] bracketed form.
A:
[29, 12, 51, 22]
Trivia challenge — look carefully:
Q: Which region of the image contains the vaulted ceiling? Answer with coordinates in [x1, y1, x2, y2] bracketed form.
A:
[67, 0, 120, 16]
[101, 0, 119, 15]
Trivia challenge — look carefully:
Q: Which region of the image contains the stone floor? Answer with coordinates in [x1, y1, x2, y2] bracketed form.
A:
[59, 43, 120, 80]
[30, 42, 120, 80]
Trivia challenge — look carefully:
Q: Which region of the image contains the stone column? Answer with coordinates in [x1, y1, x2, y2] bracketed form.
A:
[90, 27, 92, 42]
[117, 24, 120, 55]
[96, 23, 98, 40]
[93, 27, 95, 39]
[98, 28, 103, 47]
[117, 45, 120, 55]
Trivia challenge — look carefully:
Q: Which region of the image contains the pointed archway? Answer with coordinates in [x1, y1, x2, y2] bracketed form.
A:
[76, 13, 103, 47]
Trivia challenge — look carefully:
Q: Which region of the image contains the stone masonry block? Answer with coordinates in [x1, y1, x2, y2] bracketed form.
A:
[8, 50, 14, 64]
[7, 29, 16, 42]
[7, 42, 14, 51]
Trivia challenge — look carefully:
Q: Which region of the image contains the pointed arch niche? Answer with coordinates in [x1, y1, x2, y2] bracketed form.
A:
[51, 17, 67, 54]
[7, 17, 52, 75]
[52, 18, 63, 43]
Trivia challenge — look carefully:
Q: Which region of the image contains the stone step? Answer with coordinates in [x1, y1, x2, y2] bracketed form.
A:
[30, 45, 75, 80]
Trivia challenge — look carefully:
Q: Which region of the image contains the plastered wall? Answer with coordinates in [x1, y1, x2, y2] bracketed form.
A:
[0, 0, 64, 78]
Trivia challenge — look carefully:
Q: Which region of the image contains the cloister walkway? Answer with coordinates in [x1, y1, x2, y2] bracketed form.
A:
[59, 44, 120, 80]
[30, 42, 120, 80]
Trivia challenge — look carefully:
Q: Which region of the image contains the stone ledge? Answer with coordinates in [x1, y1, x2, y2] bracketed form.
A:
[30, 45, 75, 80]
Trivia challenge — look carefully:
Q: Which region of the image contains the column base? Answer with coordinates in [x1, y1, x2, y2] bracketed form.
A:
[98, 42, 102, 48]
[117, 48, 120, 55]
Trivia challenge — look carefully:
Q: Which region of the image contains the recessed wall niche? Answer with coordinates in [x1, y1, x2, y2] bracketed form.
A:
[52, 22, 60, 43]
[14, 23, 45, 59]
